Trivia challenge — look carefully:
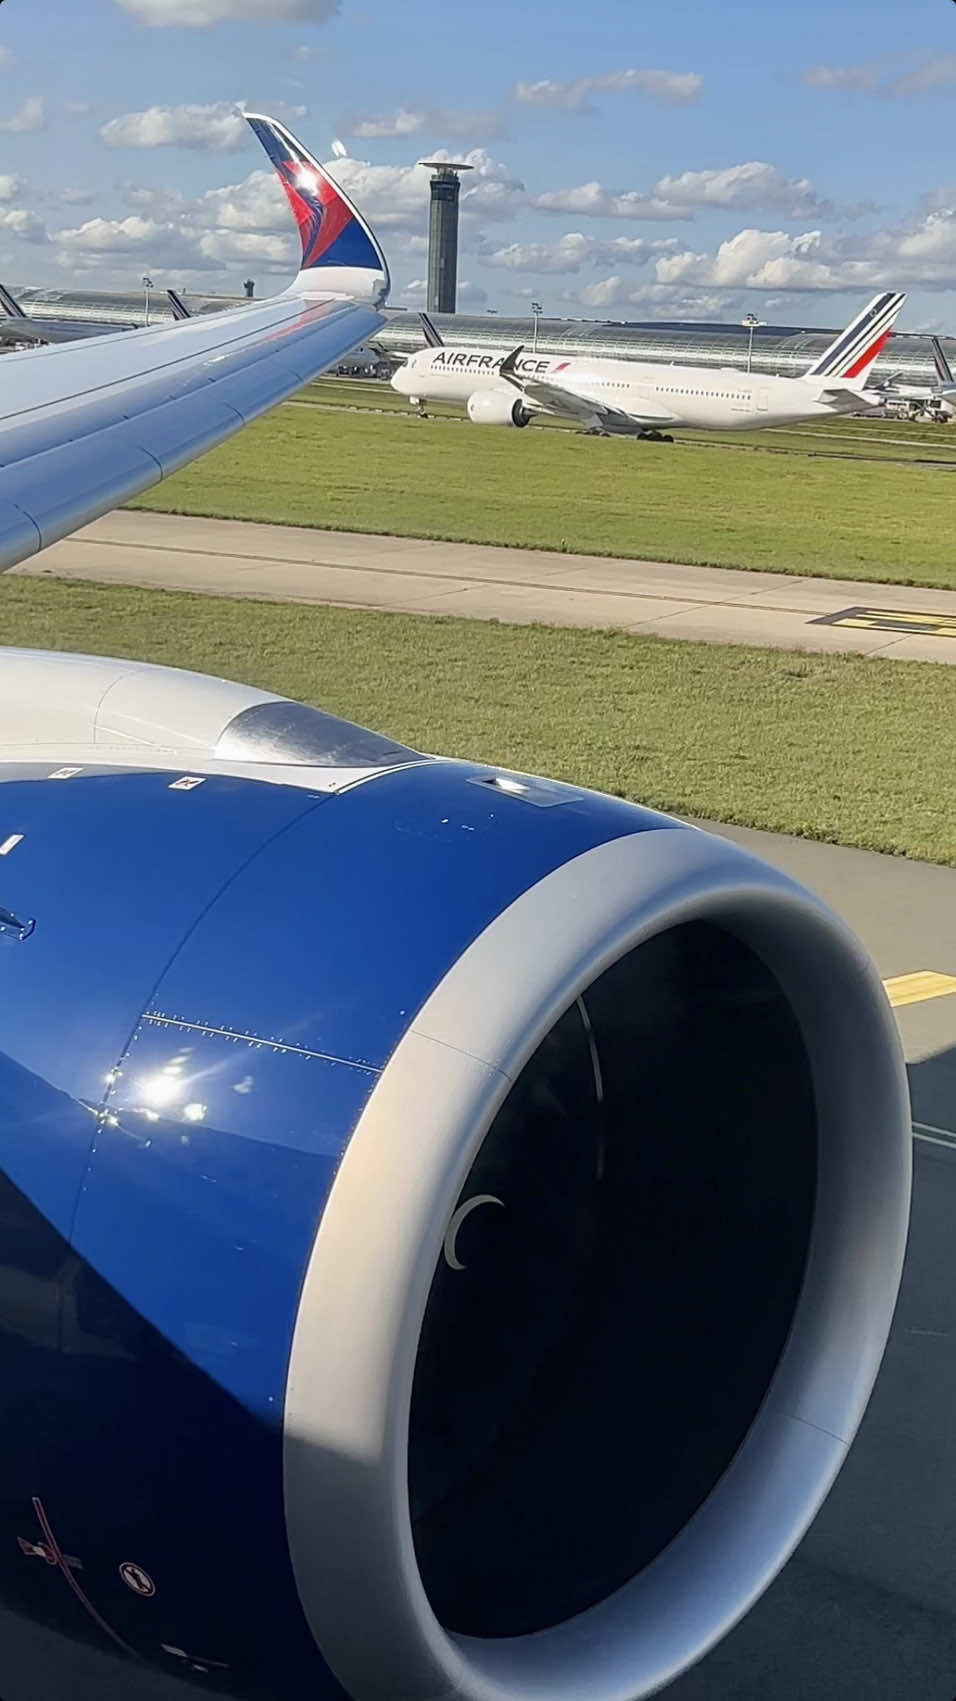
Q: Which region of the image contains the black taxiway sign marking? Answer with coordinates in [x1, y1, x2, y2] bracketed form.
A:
[812, 606, 956, 638]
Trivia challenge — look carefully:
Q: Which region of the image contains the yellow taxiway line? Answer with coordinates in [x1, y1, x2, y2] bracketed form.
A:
[883, 971, 956, 1009]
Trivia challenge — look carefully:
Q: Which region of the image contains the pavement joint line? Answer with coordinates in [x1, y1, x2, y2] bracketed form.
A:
[884, 971, 956, 1008]
[53, 536, 950, 625]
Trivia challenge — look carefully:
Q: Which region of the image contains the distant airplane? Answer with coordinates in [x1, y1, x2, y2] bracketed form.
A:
[0, 281, 137, 345]
[392, 291, 907, 439]
[878, 335, 956, 421]
[0, 283, 190, 346]
[0, 112, 389, 572]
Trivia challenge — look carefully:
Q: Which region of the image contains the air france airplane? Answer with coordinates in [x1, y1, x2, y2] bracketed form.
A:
[391, 292, 906, 438]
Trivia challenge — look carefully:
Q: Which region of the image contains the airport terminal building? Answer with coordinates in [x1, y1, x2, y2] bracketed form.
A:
[12, 286, 952, 389]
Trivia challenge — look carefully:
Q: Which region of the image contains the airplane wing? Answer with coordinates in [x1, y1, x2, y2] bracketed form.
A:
[497, 347, 678, 430]
[0, 113, 389, 574]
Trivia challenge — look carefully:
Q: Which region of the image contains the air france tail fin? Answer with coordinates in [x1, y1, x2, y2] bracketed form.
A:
[803, 291, 905, 387]
[245, 113, 389, 307]
[420, 311, 444, 347]
[932, 336, 955, 387]
[166, 288, 191, 321]
[0, 284, 26, 320]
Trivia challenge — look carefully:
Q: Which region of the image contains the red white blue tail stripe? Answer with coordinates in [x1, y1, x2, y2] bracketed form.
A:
[245, 113, 390, 305]
[804, 291, 906, 384]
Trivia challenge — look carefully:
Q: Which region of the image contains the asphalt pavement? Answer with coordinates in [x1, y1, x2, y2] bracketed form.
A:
[19, 509, 956, 664]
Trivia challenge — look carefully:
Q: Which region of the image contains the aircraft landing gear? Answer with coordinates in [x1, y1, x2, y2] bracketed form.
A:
[638, 429, 675, 443]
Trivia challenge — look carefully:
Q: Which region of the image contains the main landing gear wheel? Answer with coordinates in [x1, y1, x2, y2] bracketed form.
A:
[638, 430, 675, 443]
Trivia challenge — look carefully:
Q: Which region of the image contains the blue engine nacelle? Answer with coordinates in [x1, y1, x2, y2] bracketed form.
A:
[0, 652, 911, 1701]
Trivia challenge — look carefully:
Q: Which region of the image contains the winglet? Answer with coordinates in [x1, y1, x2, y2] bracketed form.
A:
[419, 311, 443, 348]
[0, 283, 26, 321]
[498, 346, 525, 385]
[245, 113, 389, 307]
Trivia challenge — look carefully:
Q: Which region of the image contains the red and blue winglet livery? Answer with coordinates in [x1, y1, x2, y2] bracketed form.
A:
[245, 113, 390, 305]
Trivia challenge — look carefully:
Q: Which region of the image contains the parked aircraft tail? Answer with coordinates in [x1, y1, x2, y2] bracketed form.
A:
[0, 283, 26, 320]
[420, 311, 444, 347]
[166, 287, 191, 321]
[932, 335, 955, 388]
[803, 291, 906, 388]
[245, 112, 390, 305]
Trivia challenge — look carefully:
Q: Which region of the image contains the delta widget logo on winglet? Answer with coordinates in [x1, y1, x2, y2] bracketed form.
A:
[245, 114, 385, 281]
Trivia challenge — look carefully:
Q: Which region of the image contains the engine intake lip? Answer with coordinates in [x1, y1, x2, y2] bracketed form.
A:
[284, 824, 911, 1701]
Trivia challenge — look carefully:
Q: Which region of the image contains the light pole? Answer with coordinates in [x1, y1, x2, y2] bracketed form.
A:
[531, 299, 542, 354]
[142, 275, 154, 327]
[742, 312, 766, 375]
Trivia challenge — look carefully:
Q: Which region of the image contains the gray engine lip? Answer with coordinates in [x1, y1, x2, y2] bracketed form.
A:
[283, 822, 911, 1701]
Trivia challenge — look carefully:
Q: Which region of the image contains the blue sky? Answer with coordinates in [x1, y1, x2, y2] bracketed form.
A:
[0, 0, 954, 331]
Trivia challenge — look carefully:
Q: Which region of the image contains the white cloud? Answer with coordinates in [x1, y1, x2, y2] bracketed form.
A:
[532, 160, 832, 222]
[654, 162, 828, 217]
[115, 0, 338, 25]
[648, 198, 956, 294]
[101, 102, 250, 152]
[803, 62, 879, 92]
[514, 67, 704, 113]
[344, 105, 510, 142]
[577, 277, 736, 318]
[0, 174, 22, 203]
[186, 168, 294, 235]
[482, 232, 651, 274]
[804, 53, 956, 98]
[0, 97, 46, 134]
[58, 187, 97, 206]
[57, 214, 174, 255]
[400, 277, 486, 304]
[197, 228, 296, 269]
[887, 54, 956, 97]
[533, 181, 688, 221]
[325, 146, 524, 235]
[0, 208, 48, 244]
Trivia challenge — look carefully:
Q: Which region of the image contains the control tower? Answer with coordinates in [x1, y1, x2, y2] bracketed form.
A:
[420, 161, 474, 315]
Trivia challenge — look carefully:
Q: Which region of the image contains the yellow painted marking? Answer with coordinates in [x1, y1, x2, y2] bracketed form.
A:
[815, 606, 956, 638]
[883, 971, 956, 1009]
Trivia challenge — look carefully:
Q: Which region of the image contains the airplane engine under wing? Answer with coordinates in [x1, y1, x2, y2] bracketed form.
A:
[0, 653, 911, 1701]
[466, 387, 533, 426]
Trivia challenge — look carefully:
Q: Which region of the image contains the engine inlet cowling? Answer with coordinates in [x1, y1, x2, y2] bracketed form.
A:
[284, 824, 911, 1701]
[467, 388, 532, 427]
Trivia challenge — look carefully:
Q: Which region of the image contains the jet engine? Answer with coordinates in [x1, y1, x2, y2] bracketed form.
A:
[466, 388, 532, 427]
[0, 651, 910, 1701]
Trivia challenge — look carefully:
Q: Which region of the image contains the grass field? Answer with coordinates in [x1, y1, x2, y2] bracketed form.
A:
[3, 572, 955, 866]
[132, 398, 956, 589]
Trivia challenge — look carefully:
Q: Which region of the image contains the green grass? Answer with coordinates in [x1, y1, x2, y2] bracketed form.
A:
[131, 403, 956, 589]
[4, 573, 955, 865]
